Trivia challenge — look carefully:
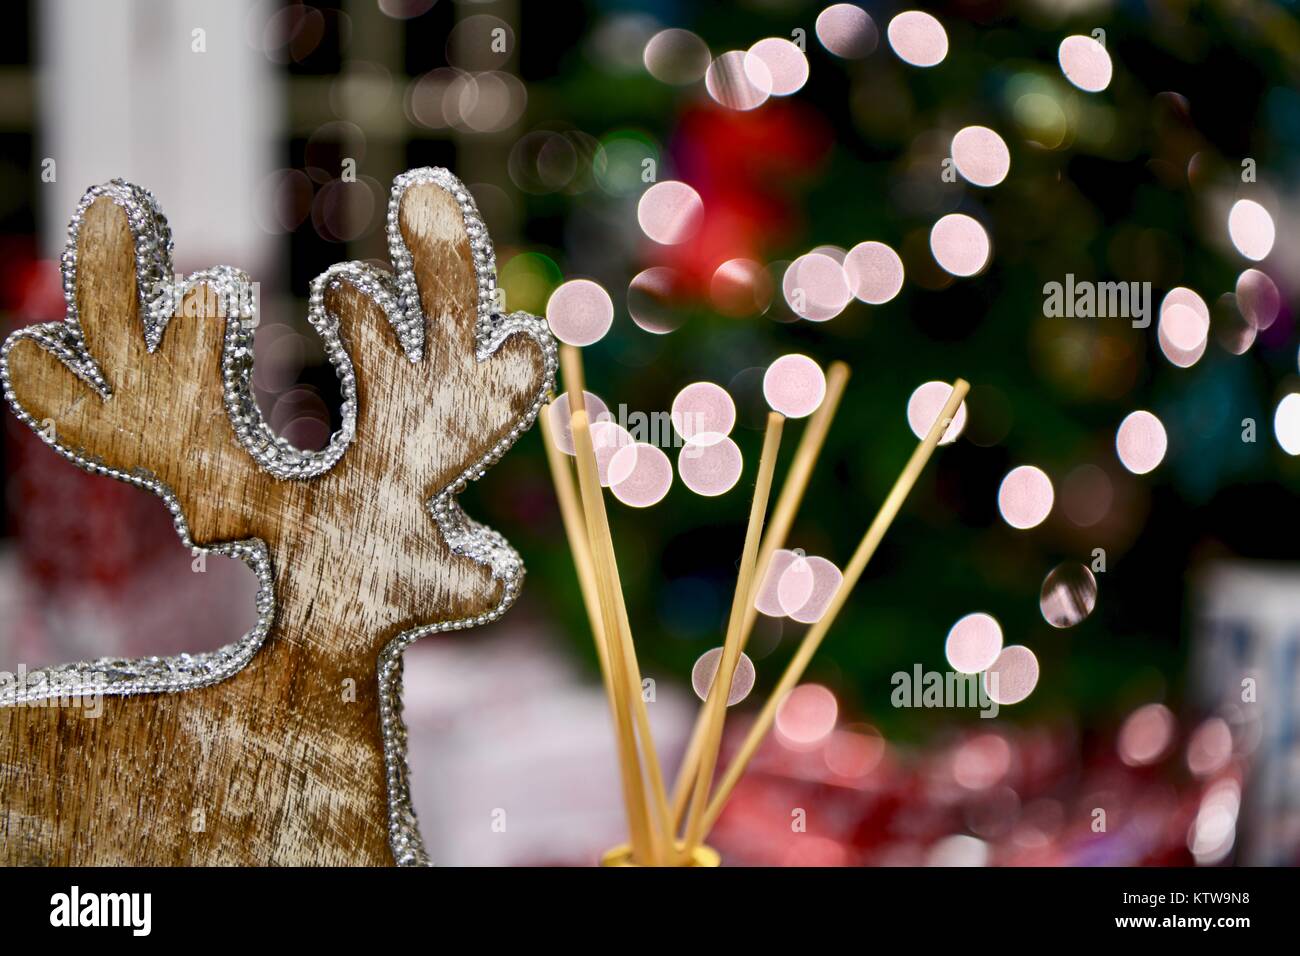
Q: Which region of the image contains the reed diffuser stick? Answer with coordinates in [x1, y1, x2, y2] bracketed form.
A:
[699, 379, 970, 838]
[561, 340, 675, 861]
[679, 411, 785, 856]
[542, 406, 662, 859]
[569, 407, 656, 861]
[538, 407, 616, 718]
[670, 362, 849, 825]
[569, 408, 655, 858]
[559, 345, 587, 412]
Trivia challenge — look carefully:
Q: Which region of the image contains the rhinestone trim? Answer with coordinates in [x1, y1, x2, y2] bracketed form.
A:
[0, 168, 557, 866]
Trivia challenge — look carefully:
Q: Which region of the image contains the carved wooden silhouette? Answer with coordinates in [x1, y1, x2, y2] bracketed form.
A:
[0, 170, 554, 864]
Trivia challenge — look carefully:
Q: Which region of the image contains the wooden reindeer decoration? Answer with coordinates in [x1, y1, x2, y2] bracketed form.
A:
[0, 169, 555, 865]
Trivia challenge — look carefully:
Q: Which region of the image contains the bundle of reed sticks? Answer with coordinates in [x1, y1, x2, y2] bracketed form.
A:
[540, 342, 968, 866]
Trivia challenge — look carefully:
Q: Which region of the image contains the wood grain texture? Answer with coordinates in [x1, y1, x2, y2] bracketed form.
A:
[0, 183, 548, 864]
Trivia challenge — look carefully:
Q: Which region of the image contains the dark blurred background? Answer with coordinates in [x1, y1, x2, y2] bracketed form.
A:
[2, 0, 1299, 866]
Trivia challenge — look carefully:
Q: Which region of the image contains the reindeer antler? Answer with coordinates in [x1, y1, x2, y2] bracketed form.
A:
[0, 170, 555, 865]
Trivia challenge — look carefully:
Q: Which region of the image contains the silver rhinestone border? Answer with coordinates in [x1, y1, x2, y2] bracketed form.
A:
[0, 168, 558, 867]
